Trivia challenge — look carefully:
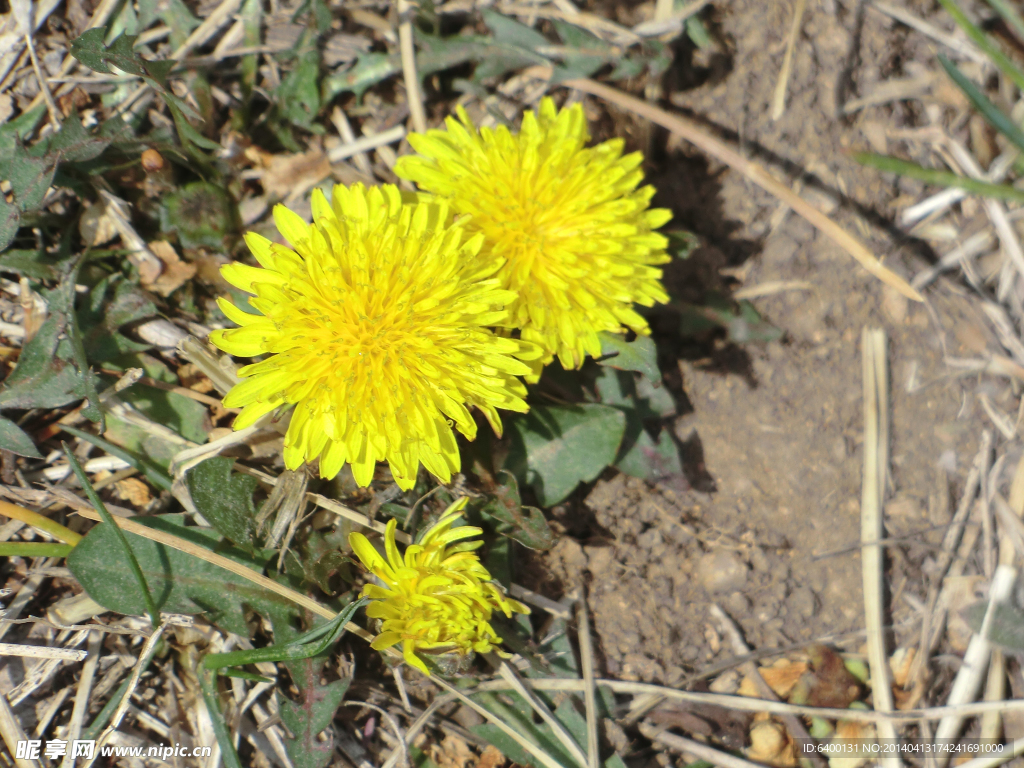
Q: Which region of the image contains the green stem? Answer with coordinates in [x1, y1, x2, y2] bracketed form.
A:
[63, 443, 161, 630]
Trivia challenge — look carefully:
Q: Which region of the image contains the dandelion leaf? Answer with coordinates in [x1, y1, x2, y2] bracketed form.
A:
[0, 415, 41, 458]
[478, 470, 554, 550]
[505, 404, 626, 506]
[67, 514, 298, 636]
[186, 456, 259, 549]
[597, 332, 660, 381]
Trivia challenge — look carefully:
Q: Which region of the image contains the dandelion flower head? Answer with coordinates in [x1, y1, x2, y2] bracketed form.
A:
[349, 497, 528, 674]
[395, 97, 673, 376]
[210, 183, 539, 490]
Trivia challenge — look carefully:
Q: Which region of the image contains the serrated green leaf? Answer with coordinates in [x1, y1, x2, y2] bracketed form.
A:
[0, 415, 41, 458]
[67, 514, 302, 635]
[482, 9, 549, 49]
[478, 470, 554, 550]
[506, 404, 626, 506]
[597, 332, 660, 381]
[549, 19, 611, 83]
[280, 675, 352, 768]
[186, 457, 259, 549]
[72, 29, 149, 76]
[322, 52, 400, 100]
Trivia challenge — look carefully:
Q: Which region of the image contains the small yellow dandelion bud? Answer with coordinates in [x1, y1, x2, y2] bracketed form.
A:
[348, 497, 529, 674]
[209, 183, 540, 490]
[395, 97, 673, 378]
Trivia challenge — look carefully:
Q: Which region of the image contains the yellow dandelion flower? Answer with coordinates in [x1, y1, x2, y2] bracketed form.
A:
[349, 497, 529, 674]
[209, 183, 540, 490]
[395, 97, 673, 376]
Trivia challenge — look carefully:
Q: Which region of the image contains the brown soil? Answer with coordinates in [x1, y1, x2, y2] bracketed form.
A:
[528, 0, 1007, 686]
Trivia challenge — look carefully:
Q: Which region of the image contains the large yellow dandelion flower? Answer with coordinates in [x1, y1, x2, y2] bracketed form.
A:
[395, 97, 673, 376]
[349, 497, 528, 674]
[209, 183, 539, 490]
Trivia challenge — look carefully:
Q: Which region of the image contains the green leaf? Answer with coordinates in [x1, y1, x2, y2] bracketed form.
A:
[65, 444, 161, 628]
[0, 313, 86, 410]
[322, 52, 400, 100]
[1, 150, 58, 212]
[482, 9, 548, 48]
[963, 602, 1024, 651]
[0, 415, 41, 458]
[855, 151, 1024, 203]
[71, 29, 149, 77]
[280, 674, 353, 768]
[478, 470, 554, 550]
[186, 456, 259, 549]
[160, 182, 237, 249]
[615, 418, 683, 481]
[278, 32, 322, 129]
[0, 248, 61, 279]
[548, 20, 611, 83]
[67, 514, 302, 635]
[938, 54, 1024, 154]
[0, 197, 20, 251]
[32, 114, 110, 163]
[505, 404, 626, 506]
[597, 332, 660, 381]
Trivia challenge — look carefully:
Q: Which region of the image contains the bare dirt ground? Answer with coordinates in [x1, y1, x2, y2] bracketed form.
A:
[528, 0, 1010, 696]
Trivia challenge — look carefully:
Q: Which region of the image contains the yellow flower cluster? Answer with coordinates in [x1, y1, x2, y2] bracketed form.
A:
[211, 98, 670, 487]
[349, 498, 528, 673]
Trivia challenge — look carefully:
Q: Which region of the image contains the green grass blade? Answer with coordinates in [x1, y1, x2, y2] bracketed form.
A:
[62, 425, 174, 491]
[939, 0, 1024, 91]
[63, 443, 161, 629]
[82, 675, 133, 742]
[855, 152, 1024, 202]
[203, 597, 367, 670]
[0, 542, 74, 557]
[987, 0, 1024, 43]
[938, 54, 1024, 153]
[198, 667, 244, 768]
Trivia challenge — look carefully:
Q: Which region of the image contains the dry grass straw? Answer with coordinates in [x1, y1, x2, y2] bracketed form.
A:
[860, 328, 901, 768]
[564, 78, 924, 302]
[0, 690, 40, 768]
[770, 0, 806, 120]
[576, 595, 599, 768]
